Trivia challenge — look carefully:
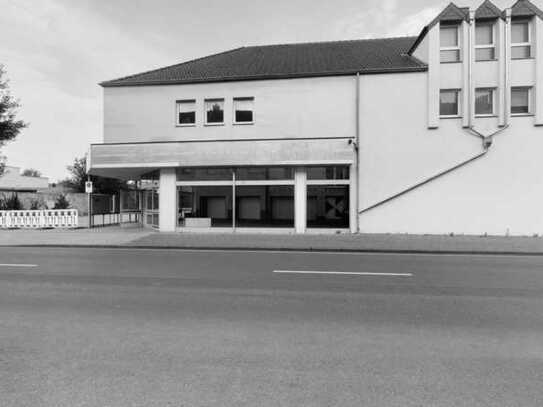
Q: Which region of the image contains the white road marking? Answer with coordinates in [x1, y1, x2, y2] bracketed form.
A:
[0, 264, 38, 268]
[273, 270, 412, 277]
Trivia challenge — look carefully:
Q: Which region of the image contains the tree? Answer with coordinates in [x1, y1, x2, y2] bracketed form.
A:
[64, 155, 122, 194]
[22, 168, 42, 177]
[53, 194, 70, 209]
[0, 65, 27, 176]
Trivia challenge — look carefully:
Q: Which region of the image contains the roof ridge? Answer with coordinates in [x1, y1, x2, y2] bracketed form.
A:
[100, 47, 246, 86]
[242, 35, 418, 49]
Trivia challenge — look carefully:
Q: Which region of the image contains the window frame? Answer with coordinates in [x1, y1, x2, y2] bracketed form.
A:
[440, 24, 461, 63]
[510, 86, 533, 116]
[439, 89, 462, 118]
[204, 98, 225, 126]
[475, 22, 496, 61]
[511, 20, 532, 60]
[175, 99, 197, 127]
[475, 87, 496, 117]
[232, 97, 255, 125]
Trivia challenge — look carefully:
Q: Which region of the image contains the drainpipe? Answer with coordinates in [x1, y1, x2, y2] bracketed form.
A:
[468, 9, 476, 128]
[354, 72, 360, 233]
[504, 8, 512, 126]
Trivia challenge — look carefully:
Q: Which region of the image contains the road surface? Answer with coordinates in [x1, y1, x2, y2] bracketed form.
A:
[1, 247, 542, 406]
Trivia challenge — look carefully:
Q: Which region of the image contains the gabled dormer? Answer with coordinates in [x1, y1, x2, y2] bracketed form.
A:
[508, 0, 543, 19]
[475, 0, 503, 20]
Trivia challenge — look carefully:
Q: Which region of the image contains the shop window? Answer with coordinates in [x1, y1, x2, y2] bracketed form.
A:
[306, 166, 349, 180]
[235, 185, 294, 228]
[307, 185, 349, 229]
[235, 167, 293, 180]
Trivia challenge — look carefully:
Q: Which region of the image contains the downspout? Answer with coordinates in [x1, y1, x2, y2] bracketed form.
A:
[354, 72, 360, 232]
[504, 8, 512, 127]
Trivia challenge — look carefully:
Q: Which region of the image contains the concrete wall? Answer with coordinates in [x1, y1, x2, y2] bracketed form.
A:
[103, 76, 356, 143]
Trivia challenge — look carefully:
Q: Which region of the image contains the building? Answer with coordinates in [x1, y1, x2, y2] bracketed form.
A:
[89, 0, 543, 235]
[0, 166, 49, 193]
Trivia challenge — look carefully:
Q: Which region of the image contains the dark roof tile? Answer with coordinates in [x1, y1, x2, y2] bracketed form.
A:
[101, 37, 426, 87]
[475, 0, 503, 19]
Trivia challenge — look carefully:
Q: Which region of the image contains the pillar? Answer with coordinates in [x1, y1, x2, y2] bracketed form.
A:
[294, 168, 307, 233]
[159, 168, 177, 232]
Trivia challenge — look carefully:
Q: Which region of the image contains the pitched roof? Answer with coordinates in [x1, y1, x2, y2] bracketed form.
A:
[475, 0, 503, 19]
[101, 37, 426, 87]
[509, 0, 543, 18]
[427, 2, 469, 28]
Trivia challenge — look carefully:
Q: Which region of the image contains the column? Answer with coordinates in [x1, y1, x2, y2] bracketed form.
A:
[294, 168, 307, 234]
[159, 168, 177, 232]
[349, 164, 358, 233]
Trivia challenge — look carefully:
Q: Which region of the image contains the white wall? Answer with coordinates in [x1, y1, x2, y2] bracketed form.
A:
[103, 76, 357, 143]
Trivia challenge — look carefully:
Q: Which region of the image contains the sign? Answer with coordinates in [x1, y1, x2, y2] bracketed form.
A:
[85, 181, 93, 194]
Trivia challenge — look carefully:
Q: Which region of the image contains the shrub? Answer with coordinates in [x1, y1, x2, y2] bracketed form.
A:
[29, 198, 42, 210]
[0, 193, 22, 210]
[53, 194, 70, 209]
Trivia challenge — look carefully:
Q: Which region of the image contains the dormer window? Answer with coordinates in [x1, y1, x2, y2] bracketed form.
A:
[511, 20, 531, 59]
[475, 22, 495, 61]
[440, 24, 461, 63]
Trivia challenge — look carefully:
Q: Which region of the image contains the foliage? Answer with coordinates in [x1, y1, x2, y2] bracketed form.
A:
[64, 155, 122, 194]
[29, 198, 43, 210]
[53, 194, 70, 209]
[0, 193, 22, 210]
[22, 168, 42, 177]
[0, 65, 27, 176]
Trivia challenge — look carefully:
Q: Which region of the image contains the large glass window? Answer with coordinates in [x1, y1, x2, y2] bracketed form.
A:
[177, 167, 233, 181]
[511, 21, 531, 59]
[475, 23, 495, 61]
[307, 186, 349, 229]
[307, 166, 349, 180]
[440, 25, 460, 63]
[233, 97, 254, 124]
[475, 88, 495, 116]
[440, 89, 460, 117]
[235, 186, 294, 228]
[178, 186, 233, 227]
[205, 99, 224, 124]
[176, 100, 196, 125]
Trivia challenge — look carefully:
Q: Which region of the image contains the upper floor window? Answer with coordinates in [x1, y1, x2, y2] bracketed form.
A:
[511, 20, 531, 59]
[475, 88, 495, 116]
[176, 100, 196, 126]
[440, 89, 460, 117]
[205, 99, 224, 125]
[440, 25, 461, 63]
[233, 97, 254, 124]
[511, 87, 532, 115]
[475, 23, 495, 61]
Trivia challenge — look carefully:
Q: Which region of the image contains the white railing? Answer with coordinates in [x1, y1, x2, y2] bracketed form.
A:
[0, 210, 79, 229]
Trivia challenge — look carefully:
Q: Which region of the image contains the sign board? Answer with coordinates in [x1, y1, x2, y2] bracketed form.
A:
[85, 181, 93, 194]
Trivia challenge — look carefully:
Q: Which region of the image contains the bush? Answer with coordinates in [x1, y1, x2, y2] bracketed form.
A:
[0, 193, 22, 210]
[53, 194, 70, 209]
[29, 198, 42, 210]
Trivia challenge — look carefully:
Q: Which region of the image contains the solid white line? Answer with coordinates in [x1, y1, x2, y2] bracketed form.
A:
[0, 264, 38, 268]
[273, 270, 412, 277]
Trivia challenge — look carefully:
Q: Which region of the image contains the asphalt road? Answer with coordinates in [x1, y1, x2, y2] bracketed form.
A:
[1, 247, 543, 407]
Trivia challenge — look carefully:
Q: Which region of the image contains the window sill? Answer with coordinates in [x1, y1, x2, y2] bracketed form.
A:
[176, 124, 196, 128]
[233, 122, 254, 126]
[204, 122, 225, 126]
[475, 59, 498, 62]
[511, 57, 534, 60]
[511, 113, 534, 117]
[475, 114, 498, 118]
[440, 115, 462, 119]
[440, 61, 462, 64]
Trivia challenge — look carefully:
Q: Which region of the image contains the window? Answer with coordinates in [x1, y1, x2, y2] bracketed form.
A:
[233, 97, 254, 124]
[235, 186, 294, 228]
[440, 25, 461, 62]
[511, 21, 531, 59]
[235, 167, 293, 180]
[307, 186, 349, 229]
[306, 166, 350, 180]
[511, 87, 531, 115]
[204, 99, 224, 124]
[176, 100, 196, 126]
[440, 89, 460, 117]
[475, 23, 495, 61]
[475, 88, 495, 116]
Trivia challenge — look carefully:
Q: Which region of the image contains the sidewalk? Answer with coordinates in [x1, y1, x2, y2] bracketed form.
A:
[2, 226, 543, 254]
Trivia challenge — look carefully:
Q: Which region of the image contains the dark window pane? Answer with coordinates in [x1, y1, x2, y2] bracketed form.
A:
[440, 90, 459, 116]
[236, 167, 293, 180]
[205, 100, 224, 123]
[306, 166, 349, 180]
[307, 185, 349, 228]
[475, 47, 495, 61]
[235, 186, 294, 228]
[178, 186, 233, 227]
[475, 89, 493, 115]
[511, 88, 530, 114]
[440, 49, 460, 63]
[177, 167, 233, 181]
[235, 110, 253, 122]
[178, 111, 195, 124]
[512, 22, 529, 43]
[511, 45, 531, 59]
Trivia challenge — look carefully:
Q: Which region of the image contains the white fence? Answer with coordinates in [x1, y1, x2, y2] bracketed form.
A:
[0, 210, 79, 229]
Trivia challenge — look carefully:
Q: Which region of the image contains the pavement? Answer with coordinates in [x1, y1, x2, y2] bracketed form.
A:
[1, 247, 542, 406]
[3, 226, 543, 254]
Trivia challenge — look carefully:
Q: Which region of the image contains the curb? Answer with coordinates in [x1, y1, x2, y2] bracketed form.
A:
[3, 244, 543, 256]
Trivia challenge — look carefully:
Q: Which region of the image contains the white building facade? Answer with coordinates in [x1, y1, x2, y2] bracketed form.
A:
[89, 0, 543, 235]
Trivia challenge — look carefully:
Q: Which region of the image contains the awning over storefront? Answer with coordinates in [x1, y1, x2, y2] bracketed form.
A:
[89, 138, 355, 180]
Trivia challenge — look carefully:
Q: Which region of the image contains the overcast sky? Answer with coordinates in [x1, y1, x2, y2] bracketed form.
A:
[0, 0, 527, 181]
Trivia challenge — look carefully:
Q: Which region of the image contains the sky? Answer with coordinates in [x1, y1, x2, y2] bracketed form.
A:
[0, 0, 526, 181]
